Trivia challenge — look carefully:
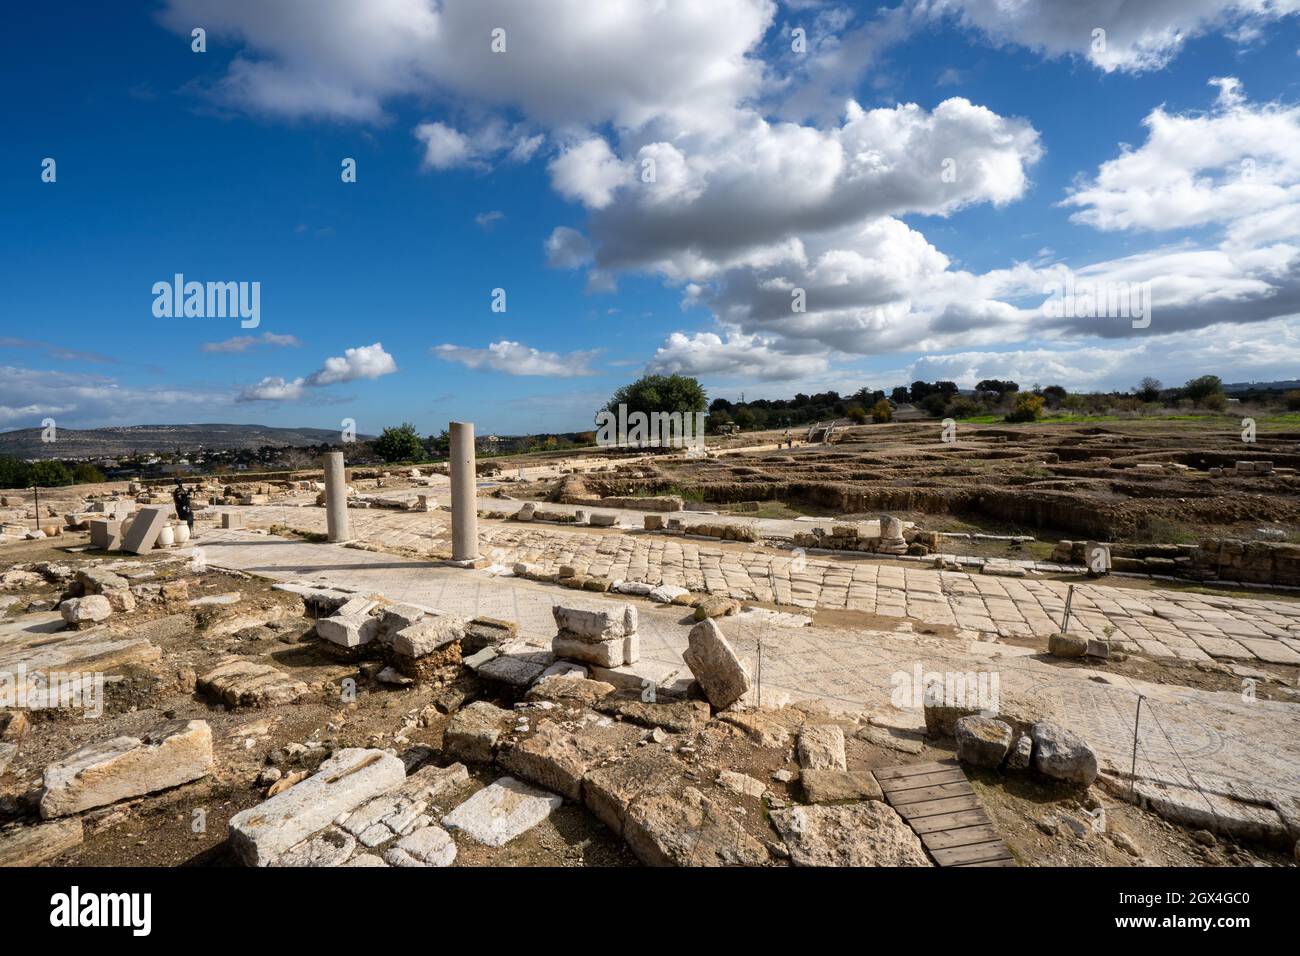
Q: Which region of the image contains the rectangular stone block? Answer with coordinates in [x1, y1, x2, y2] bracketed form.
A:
[89, 518, 122, 550]
[228, 749, 406, 866]
[552, 604, 637, 642]
[120, 505, 168, 554]
[553, 633, 623, 667]
[221, 511, 244, 530]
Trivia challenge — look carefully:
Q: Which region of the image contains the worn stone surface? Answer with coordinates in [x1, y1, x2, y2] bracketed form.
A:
[1007, 733, 1034, 770]
[718, 710, 794, 748]
[682, 618, 751, 710]
[552, 633, 624, 668]
[499, 720, 641, 801]
[60, 595, 112, 627]
[391, 616, 466, 658]
[1048, 632, 1089, 658]
[475, 642, 553, 687]
[955, 715, 1014, 768]
[0, 818, 84, 866]
[716, 769, 767, 799]
[582, 747, 680, 836]
[596, 693, 711, 733]
[228, 748, 406, 866]
[552, 604, 636, 641]
[797, 724, 847, 770]
[198, 657, 308, 708]
[623, 786, 768, 867]
[441, 776, 562, 847]
[40, 719, 214, 819]
[273, 826, 356, 867]
[1032, 720, 1099, 786]
[772, 802, 931, 866]
[443, 701, 512, 763]
[383, 825, 457, 867]
[525, 674, 616, 706]
[800, 769, 883, 804]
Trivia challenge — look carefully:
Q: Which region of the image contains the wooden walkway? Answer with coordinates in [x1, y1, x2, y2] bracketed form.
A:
[875, 759, 1015, 867]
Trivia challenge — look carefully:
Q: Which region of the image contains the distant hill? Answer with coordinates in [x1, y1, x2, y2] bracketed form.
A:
[0, 423, 371, 459]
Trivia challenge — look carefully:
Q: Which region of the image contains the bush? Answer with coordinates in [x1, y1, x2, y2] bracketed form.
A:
[871, 399, 893, 423]
[1005, 393, 1045, 423]
[373, 423, 424, 462]
[29, 460, 73, 487]
[72, 463, 105, 484]
[920, 393, 948, 417]
[846, 404, 868, 424]
[1285, 390, 1300, 411]
[947, 396, 983, 419]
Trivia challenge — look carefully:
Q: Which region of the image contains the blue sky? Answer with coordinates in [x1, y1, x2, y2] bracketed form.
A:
[4, 1, 1299, 436]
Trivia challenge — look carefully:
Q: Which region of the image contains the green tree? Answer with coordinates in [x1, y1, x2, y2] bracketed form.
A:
[1183, 375, 1224, 406]
[1135, 377, 1162, 403]
[1005, 393, 1045, 423]
[603, 374, 707, 420]
[1284, 389, 1300, 411]
[0, 455, 31, 490]
[846, 404, 868, 424]
[29, 460, 73, 487]
[373, 423, 424, 462]
[72, 463, 105, 484]
[871, 399, 893, 423]
[733, 406, 757, 430]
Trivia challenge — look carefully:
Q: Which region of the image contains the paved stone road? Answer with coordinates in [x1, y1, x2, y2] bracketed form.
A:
[220, 502, 1300, 667]
[190, 529, 1300, 836]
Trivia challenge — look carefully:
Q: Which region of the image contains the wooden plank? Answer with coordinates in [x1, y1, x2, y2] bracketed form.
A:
[955, 858, 1018, 867]
[922, 824, 1001, 851]
[894, 794, 982, 819]
[872, 761, 956, 781]
[908, 808, 989, 834]
[877, 769, 967, 792]
[930, 842, 1013, 867]
[887, 782, 972, 806]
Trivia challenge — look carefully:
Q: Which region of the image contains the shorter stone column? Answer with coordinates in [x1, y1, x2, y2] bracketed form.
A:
[322, 451, 350, 542]
[449, 422, 479, 563]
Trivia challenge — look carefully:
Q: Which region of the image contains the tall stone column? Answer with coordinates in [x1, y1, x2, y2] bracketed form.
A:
[322, 451, 350, 543]
[449, 421, 479, 562]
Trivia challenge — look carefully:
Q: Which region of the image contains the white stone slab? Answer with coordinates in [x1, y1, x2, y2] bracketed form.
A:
[441, 776, 561, 847]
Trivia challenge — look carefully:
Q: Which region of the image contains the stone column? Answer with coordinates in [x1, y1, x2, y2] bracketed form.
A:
[449, 421, 479, 562]
[322, 451, 350, 543]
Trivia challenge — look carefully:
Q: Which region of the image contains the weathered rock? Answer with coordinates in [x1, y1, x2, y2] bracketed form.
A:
[1007, 733, 1033, 770]
[682, 619, 750, 710]
[552, 604, 637, 641]
[40, 719, 214, 819]
[442, 701, 512, 763]
[391, 616, 465, 658]
[198, 657, 308, 708]
[1048, 632, 1088, 658]
[797, 724, 847, 770]
[718, 710, 794, 748]
[526, 674, 616, 706]
[771, 802, 931, 866]
[596, 693, 711, 733]
[716, 770, 767, 799]
[383, 825, 457, 867]
[692, 595, 738, 621]
[624, 786, 768, 866]
[923, 701, 984, 738]
[441, 776, 562, 847]
[955, 715, 1014, 768]
[228, 748, 406, 866]
[463, 617, 517, 653]
[583, 746, 679, 835]
[799, 769, 883, 804]
[1031, 720, 1099, 786]
[552, 633, 624, 668]
[60, 595, 112, 628]
[475, 642, 553, 687]
[315, 597, 379, 648]
[273, 826, 357, 867]
[648, 584, 689, 604]
[855, 724, 925, 755]
[499, 721, 640, 801]
[0, 818, 84, 866]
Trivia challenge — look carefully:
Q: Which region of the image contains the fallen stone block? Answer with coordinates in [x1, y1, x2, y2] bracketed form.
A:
[588, 512, 617, 527]
[272, 826, 357, 867]
[120, 505, 168, 554]
[692, 595, 738, 621]
[60, 595, 112, 628]
[198, 657, 309, 708]
[649, 584, 689, 603]
[595, 692, 710, 733]
[716, 770, 767, 799]
[221, 511, 244, 530]
[88, 519, 122, 550]
[0, 818, 85, 866]
[384, 825, 457, 867]
[1031, 720, 1098, 786]
[526, 674, 616, 706]
[441, 776, 562, 847]
[40, 719, 214, 819]
[582, 747, 680, 836]
[463, 616, 517, 653]
[955, 715, 1013, 768]
[499, 720, 641, 802]
[1007, 734, 1033, 769]
[771, 802, 932, 866]
[316, 598, 380, 649]
[443, 701, 512, 764]
[682, 618, 751, 710]
[799, 769, 882, 804]
[475, 642, 553, 687]
[1048, 632, 1088, 658]
[623, 786, 768, 867]
[797, 724, 847, 770]
[552, 604, 637, 641]
[228, 748, 406, 866]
